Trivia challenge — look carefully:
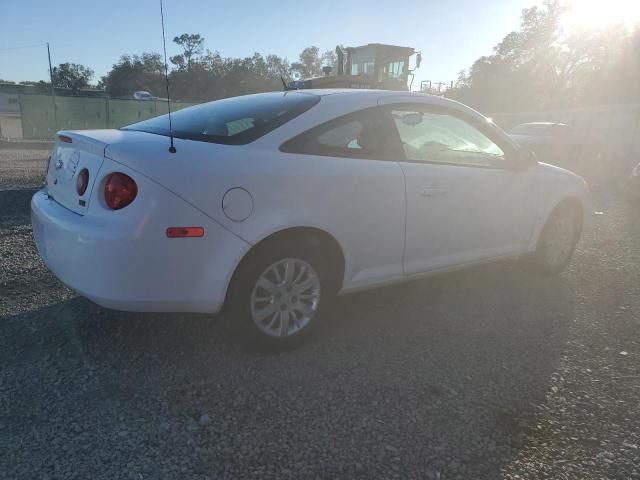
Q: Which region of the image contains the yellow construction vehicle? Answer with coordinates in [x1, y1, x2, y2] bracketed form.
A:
[287, 43, 421, 91]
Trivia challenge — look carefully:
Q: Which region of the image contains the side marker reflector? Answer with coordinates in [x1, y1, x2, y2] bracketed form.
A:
[166, 227, 204, 238]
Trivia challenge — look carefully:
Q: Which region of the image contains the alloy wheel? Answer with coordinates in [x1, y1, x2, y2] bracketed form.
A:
[250, 258, 321, 338]
[542, 216, 576, 268]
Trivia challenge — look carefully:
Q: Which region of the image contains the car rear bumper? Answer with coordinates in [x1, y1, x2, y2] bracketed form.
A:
[31, 189, 249, 313]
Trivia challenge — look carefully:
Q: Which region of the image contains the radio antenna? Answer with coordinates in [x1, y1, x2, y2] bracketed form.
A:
[159, 0, 176, 153]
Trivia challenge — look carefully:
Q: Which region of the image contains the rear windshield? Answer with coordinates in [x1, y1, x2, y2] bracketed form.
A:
[123, 92, 320, 145]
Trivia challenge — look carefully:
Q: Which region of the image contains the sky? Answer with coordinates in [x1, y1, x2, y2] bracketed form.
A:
[1, 0, 537, 89]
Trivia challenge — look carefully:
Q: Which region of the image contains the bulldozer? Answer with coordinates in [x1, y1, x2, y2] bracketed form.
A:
[287, 43, 421, 91]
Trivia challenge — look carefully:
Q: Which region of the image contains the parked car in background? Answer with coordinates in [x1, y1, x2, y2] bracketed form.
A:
[31, 90, 587, 349]
[509, 122, 576, 163]
[132, 91, 157, 100]
[509, 122, 619, 187]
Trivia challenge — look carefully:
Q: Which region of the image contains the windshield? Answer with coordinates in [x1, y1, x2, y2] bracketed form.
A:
[123, 92, 320, 145]
[509, 123, 553, 135]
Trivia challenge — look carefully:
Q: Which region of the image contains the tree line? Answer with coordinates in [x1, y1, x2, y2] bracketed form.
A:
[4, 1, 639, 113]
[446, 0, 640, 113]
[100, 36, 337, 101]
[2, 37, 336, 102]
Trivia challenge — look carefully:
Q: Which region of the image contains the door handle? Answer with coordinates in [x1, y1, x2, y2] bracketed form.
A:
[420, 186, 447, 197]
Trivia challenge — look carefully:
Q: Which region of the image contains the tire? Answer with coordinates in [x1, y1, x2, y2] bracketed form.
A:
[527, 203, 582, 275]
[225, 238, 330, 351]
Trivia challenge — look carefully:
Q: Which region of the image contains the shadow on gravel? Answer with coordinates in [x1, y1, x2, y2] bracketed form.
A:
[0, 188, 37, 227]
[0, 260, 575, 479]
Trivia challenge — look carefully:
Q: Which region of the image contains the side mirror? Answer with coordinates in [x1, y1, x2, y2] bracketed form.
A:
[415, 52, 422, 69]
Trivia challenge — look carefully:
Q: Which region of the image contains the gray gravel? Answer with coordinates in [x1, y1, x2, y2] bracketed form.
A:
[1, 148, 639, 479]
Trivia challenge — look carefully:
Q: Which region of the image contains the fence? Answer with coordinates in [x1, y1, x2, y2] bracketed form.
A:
[492, 102, 640, 170]
[16, 94, 195, 140]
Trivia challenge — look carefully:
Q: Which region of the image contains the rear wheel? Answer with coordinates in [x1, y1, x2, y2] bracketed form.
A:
[528, 204, 582, 275]
[226, 240, 329, 350]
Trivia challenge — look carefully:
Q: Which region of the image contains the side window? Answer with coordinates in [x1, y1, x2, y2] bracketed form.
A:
[280, 108, 393, 160]
[390, 107, 506, 167]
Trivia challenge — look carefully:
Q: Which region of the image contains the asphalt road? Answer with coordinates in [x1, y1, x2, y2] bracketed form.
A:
[1, 148, 639, 479]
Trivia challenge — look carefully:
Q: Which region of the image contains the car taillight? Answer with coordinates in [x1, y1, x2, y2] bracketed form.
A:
[76, 168, 89, 196]
[104, 173, 137, 210]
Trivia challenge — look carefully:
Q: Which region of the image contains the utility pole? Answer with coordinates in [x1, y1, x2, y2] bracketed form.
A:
[47, 42, 58, 133]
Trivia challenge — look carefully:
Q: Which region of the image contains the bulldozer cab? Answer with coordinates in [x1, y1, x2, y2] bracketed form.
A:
[289, 43, 421, 91]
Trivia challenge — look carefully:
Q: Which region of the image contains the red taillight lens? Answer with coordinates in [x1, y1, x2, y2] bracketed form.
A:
[104, 173, 138, 210]
[76, 168, 89, 196]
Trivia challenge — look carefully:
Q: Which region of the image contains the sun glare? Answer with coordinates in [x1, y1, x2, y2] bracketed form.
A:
[562, 0, 640, 31]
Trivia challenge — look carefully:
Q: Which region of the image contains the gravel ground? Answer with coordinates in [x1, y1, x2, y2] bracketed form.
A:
[1, 148, 639, 480]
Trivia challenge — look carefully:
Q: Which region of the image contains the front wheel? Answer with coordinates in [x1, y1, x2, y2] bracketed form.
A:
[226, 242, 328, 350]
[527, 204, 582, 275]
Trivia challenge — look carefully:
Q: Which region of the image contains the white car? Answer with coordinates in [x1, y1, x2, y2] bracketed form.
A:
[132, 91, 156, 101]
[31, 90, 587, 348]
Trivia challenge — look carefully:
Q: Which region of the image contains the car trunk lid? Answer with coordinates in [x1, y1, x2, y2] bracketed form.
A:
[46, 130, 156, 215]
[46, 131, 113, 215]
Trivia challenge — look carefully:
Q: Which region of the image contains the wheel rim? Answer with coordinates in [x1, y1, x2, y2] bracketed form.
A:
[250, 258, 321, 338]
[542, 216, 576, 268]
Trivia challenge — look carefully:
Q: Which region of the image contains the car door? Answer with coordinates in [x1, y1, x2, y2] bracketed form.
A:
[279, 106, 407, 290]
[378, 100, 540, 275]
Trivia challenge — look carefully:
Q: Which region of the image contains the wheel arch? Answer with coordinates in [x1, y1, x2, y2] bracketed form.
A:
[537, 195, 585, 244]
[223, 226, 347, 310]
[551, 196, 584, 227]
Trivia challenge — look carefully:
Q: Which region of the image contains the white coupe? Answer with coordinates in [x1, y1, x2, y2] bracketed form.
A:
[32, 90, 587, 348]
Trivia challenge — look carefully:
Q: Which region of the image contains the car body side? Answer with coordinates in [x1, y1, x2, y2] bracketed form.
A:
[32, 90, 588, 314]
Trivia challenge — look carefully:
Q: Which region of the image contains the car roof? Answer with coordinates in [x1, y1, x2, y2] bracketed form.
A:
[298, 88, 471, 112]
[300, 88, 438, 99]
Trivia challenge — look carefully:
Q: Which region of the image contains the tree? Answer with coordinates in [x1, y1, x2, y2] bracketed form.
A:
[99, 37, 338, 102]
[51, 63, 94, 92]
[101, 53, 165, 97]
[446, 0, 640, 112]
[289, 46, 338, 78]
[321, 49, 337, 72]
[447, 1, 568, 111]
[171, 33, 205, 71]
[162, 48, 291, 101]
[291, 46, 322, 79]
[265, 54, 290, 79]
